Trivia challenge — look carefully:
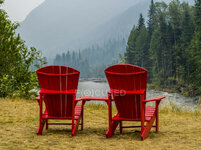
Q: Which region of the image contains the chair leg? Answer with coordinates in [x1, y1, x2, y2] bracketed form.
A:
[106, 120, 119, 138]
[155, 104, 159, 132]
[37, 119, 45, 135]
[37, 94, 44, 135]
[120, 121, 123, 134]
[81, 108, 84, 131]
[156, 113, 159, 133]
[141, 113, 156, 140]
[46, 119, 48, 130]
[72, 115, 82, 136]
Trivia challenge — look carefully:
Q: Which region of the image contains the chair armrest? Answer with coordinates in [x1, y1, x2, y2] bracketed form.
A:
[35, 96, 40, 101]
[35, 96, 40, 106]
[76, 96, 108, 101]
[143, 96, 165, 103]
[75, 98, 82, 102]
[108, 89, 145, 95]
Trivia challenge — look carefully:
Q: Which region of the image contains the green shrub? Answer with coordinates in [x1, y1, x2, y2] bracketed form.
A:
[0, 1, 46, 98]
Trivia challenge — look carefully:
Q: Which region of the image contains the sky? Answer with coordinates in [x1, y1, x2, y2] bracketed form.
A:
[1, 0, 194, 23]
[0, 0, 45, 22]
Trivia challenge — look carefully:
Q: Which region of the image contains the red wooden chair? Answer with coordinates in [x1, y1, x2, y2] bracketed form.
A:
[105, 64, 165, 140]
[35, 65, 83, 136]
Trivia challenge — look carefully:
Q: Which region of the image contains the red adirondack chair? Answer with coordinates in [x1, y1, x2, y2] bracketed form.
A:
[35, 65, 83, 136]
[105, 64, 165, 140]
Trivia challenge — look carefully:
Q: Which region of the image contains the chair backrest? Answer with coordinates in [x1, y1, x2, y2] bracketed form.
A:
[36, 65, 80, 117]
[105, 64, 147, 119]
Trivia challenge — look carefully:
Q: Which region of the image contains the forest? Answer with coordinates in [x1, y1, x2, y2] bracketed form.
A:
[53, 38, 126, 78]
[125, 0, 201, 96]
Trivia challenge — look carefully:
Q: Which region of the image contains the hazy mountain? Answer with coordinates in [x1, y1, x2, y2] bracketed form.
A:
[18, 0, 194, 59]
[19, 0, 141, 58]
[84, 1, 150, 46]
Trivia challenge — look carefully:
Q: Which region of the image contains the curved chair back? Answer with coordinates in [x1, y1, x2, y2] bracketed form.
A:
[105, 64, 147, 119]
[37, 65, 79, 91]
[36, 65, 80, 117]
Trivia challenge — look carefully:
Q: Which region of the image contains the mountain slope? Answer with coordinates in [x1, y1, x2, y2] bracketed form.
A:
[18, 0, 141, 58]
[18, 0, 194, 59]
[84, 0, 149, 46]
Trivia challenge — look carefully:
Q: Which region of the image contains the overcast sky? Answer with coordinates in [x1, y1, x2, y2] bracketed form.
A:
[1, 0, 194, 23]
[1, 0, 45, 22]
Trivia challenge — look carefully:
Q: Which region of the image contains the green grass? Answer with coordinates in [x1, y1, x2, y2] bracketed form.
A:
[0, 98, 201, 150]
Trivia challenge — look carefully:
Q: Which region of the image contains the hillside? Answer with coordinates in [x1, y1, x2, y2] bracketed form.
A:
[18, 0, 141, 58]
[18, 0, 194, 60]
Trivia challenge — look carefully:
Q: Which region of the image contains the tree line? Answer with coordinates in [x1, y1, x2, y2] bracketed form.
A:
[124, 0, 201, 96]
[54, 51, 91, 78]
[53, 38, 126, 78]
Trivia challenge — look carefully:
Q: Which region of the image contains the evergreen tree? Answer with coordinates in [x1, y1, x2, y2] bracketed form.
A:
[125, 14, 149, 73]
[72, 51, 76, 66]
[125, 26, 138, 64]
[187, 0, 201, 94]
[147, 0, 155, 44]
[124, 0, 201, 95]
[54, 54, 62, 65]
[180, 3, 194, 45]
[138, 13, 145, 30]
[134, 26, 148, 67]
[169, 0, 182, 45]
[175, 3, 194, 81]
[61, 53, 66, 65]
[66, 51, 71, 65]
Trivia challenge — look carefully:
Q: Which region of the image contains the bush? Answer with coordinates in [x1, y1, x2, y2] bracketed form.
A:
[0, 1, 46, 98]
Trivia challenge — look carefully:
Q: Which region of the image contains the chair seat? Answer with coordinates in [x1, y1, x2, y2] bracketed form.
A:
[78, 96, 108, 101]
[112, 106, 156, 122]
[145, 107, 156, 121]
[42, 105, 82, 120]
[74, 105, 82, 120]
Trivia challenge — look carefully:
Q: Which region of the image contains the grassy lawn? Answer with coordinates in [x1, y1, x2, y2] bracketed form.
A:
[0, 98, 201, 150]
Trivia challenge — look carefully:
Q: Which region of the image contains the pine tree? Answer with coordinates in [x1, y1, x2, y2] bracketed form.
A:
[124, 0, 200, 95]
[72, 51, 76, 67]
[138, 13, 145, 31]
[187, 0, 201, 94]
[180, 4, 194, 45]
[147, 0, 155, 44]
[134, 26, 148, 67]
[66, 51, 71, 65]
[54, 54, 61, 65]
[175, 3, 194, 81]
[125, 26, 138, 64]
[169, 0, 182, 45]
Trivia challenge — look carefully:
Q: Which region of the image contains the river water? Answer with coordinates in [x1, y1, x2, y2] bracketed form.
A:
[77, 81, 198, 110]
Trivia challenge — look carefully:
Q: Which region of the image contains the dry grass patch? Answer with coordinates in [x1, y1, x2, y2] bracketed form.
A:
[0, 98, 200, 150]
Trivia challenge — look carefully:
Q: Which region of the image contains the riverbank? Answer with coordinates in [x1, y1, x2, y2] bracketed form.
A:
[77, 81, 199, 110]
[79, 79, 200, 100]
[0, 98, 200, 149]
[147, 83, 201, 100]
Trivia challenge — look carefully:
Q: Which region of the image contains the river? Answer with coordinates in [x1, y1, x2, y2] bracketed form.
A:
[77, 81, 198, 110]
